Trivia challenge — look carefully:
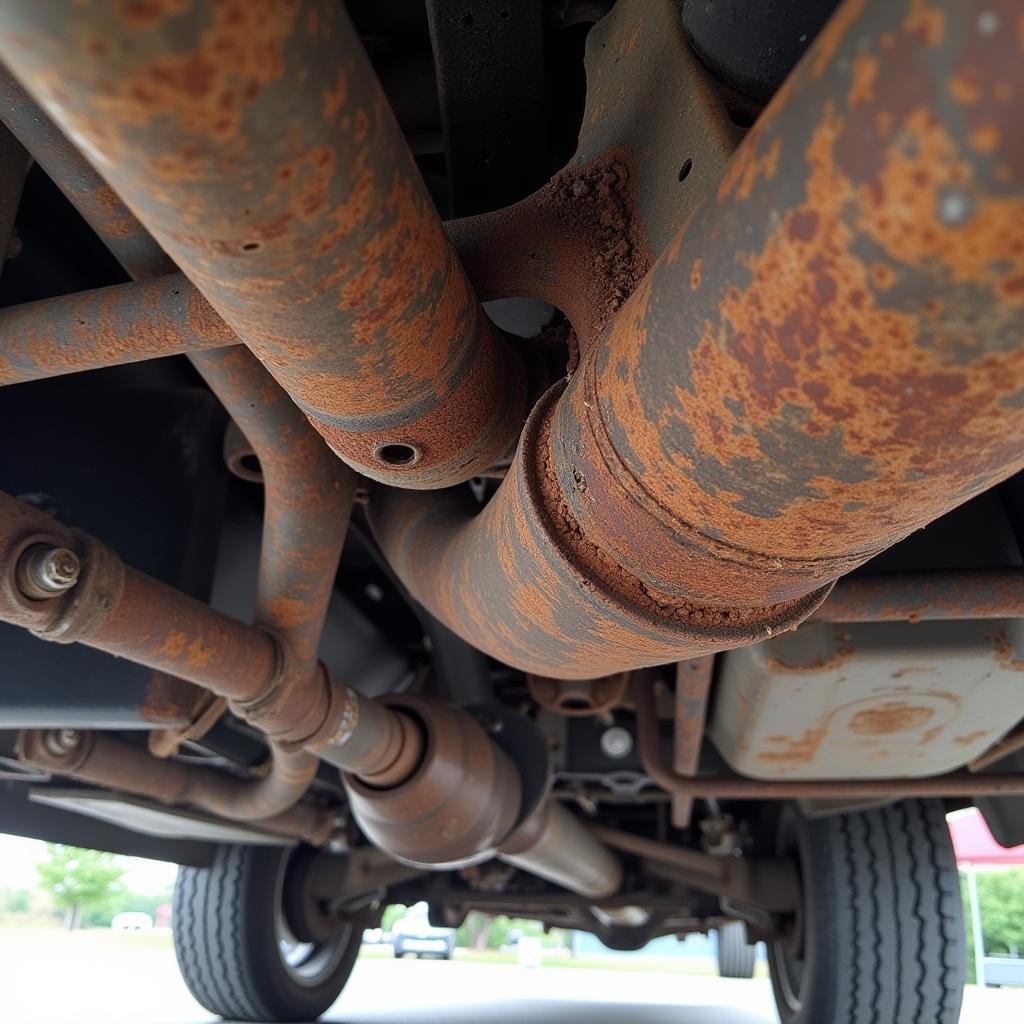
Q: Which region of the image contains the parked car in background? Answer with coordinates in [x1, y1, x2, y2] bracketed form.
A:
[392, 904, 456, 960]
[111, 911, 153, 932]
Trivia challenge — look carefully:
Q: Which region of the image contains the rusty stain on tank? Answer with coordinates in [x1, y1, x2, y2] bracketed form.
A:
[759, 727, 828, 765]
[849, 702, 936, 735]
[990, 629, 1024, 671]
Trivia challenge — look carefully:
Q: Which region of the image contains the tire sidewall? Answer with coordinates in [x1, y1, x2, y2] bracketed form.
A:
[768, 805, 829, 1024]
[245, 846, 361, 1021]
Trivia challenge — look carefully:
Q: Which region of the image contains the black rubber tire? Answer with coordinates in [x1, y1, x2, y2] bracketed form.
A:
[768, 800, 965, 1024]
[716, 920, 757, 979]
[173, 845, 361, 1022]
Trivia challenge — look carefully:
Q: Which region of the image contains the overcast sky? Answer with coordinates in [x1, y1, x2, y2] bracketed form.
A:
[0, 833, 178, 893]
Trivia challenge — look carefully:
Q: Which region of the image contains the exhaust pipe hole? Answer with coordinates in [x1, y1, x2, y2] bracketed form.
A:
[374, 442, 422, 468]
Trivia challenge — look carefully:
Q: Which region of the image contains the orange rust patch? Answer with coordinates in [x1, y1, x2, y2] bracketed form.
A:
[950, 67, 983, 107]
[322, 69, 348, 121]
[955, 730, 990, 746]
[160, 630, 188, 658]
[759, 727, 827, 765]
[904, 0, 945, 47]
[969, 121, 1000, 154]
[117, 0, 188, 28]
[92, 1, 298, 153]
[690, 257, 703, 290]
[811, 0, 866, 77]
[991, 629, 1024, 670]
[716, 135, 782, 203]
[766, 643, 854, 673]
[849, 702, 935, 735]
[849, 54, 878, 107]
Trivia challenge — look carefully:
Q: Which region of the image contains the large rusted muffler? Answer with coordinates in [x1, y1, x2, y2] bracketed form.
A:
[372, 0, 1024, 677]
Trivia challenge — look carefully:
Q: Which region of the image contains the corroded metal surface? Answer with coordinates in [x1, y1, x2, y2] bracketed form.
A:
[0, 487, 420, 776]
[188, 345, 357, 746]
[0, 486, 441, 836]
[0, 0, 526, 488]
[572, 0, 1024, 608]
[18, 729, 333, 844]
[817, 570, 1024, 623]
[373, 0, 1024, 678]
[371, 384, 827, 679]
[0, 488, 279, 701]
[634, 676, 1024, 799]
[708, 619, 1024, 780]
[450, 0, 738, 350]
[0, 275, 234, 385]
[527, 672, 630, 717]
[0, 66, 176, 279]
[672, 656, 715, 828]
[344, 694, 522, 869]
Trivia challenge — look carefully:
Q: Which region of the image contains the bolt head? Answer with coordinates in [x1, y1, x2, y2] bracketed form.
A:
[43, 728, 81, 757]
[600, 726, 634, 760]
[17, 544, 81, 598]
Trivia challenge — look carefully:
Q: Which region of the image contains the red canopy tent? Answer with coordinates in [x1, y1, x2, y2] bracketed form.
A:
[948, 808, 1024, 987]
[950, 808, 1024, 866]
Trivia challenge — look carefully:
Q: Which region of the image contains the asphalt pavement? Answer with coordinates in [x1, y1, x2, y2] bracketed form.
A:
[4, 931, 1024, 1024]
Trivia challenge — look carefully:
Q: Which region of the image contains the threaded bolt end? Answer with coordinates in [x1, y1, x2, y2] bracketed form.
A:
[16, 545, 81, 598]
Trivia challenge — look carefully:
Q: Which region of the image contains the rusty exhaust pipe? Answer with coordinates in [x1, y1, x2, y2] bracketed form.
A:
[0, 0, 527, 488]
[1, 490, 622, 897]
[0, 489, 415, 779]
[372, 0, 1024, 678]
[18, 728, 333, 844]
[0, 275, 235, 385]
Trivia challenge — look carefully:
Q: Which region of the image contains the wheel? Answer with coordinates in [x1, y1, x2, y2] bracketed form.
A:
[768, 800, 965, 1024]
[716, 920, 757, 979]
[173, 845, 361, 1023]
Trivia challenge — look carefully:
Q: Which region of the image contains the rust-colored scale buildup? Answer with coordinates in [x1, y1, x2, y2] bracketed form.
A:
[373, 0, 1024, 679]
[0, 0, 526, 488]
[577, 0, 1024, 607]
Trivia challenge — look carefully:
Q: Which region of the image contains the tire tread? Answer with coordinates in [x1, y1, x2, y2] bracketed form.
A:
[772, 800, 965, 1024]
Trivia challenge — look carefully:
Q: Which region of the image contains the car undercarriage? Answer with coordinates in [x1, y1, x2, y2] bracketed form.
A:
[0, 0, 1022, 1021]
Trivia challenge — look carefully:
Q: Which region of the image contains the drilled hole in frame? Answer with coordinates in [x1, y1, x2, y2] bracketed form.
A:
[374, 442, 422, 468]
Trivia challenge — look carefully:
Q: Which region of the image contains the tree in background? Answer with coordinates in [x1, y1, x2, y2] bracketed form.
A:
[36, 844, 125, 930]
[960, 867, 1024, 983]
[1, 888, 30, 913]
[380, 904, 407, 933]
